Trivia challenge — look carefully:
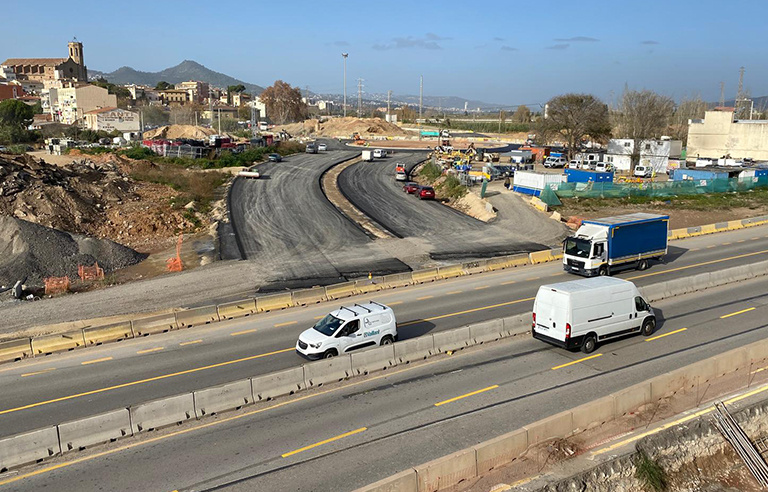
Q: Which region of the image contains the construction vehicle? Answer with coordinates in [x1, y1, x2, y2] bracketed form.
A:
[351, 132, 366, 145]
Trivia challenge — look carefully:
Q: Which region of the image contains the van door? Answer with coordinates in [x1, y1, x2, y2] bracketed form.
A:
[337, 320, 376, 353]
[535, 290, 569, 342]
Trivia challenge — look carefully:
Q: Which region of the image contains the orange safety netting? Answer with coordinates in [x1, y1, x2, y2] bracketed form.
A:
[166, 235, 183, 272]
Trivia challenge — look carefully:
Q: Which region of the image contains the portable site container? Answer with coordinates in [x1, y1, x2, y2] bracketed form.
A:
[564, 169, 614, 183]
[512, 171, 567, 196]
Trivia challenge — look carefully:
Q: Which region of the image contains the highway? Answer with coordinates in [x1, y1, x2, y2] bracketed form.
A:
[3, 268, 768, 491]
[0, 226, 766, 441]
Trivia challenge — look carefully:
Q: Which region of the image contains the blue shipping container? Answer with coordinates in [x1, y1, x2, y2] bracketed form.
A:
[564, 169, 614, 183]
[671, 168, 729, 181]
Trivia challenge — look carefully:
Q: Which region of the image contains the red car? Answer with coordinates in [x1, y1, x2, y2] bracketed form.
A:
[403, 182, 420, 194]
[418, 186, 435, 200]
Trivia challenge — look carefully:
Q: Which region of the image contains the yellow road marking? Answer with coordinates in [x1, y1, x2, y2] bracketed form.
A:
[723, 242, 731, 245]
[273, 321, 297, 328]
[231, 328, 259, 336]
[738, 239, 746, 243]
[525, 277, 540, 281]
[752, 237, 760, 240]
[552, 354, 603, 370]
[706, 245, 715, 249]
[388, 301, 403, 306]
[645, 327, 687, 341]
[0, 347, 295, 416]
[501, 280, 516, 285]
[721, 307, 756, 319]
[180, 340, 202, 346]
[417, 295, 434, 301]
[21, 368, 56, 378]
[446, 290, 463, 295]
[689, 247, 699, 251]
[281, 427, 367, 458]
[628, 248, 768, 280]
[81, 357, 112, 366]
[434, 385, 499, 407]
[399, 296, 536, 327]
[474, 285, 490, 290]
[137, 347, 164, 354]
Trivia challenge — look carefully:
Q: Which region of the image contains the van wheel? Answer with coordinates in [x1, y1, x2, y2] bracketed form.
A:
[581, 335, 597, 354]
[380, 335, 394, 346]
[637, 259, 649, 271]
[641, 318, 656, 336]
[323, 349, 337, 359]
[598, 266, 609, 276]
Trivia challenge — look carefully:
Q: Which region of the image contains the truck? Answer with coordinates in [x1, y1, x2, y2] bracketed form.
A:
[361, 150, 374, 161]
[562, 213, 669, 276]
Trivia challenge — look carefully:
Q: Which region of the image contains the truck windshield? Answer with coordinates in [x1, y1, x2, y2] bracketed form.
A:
[564, 238, 591, 258]
[313, 314, 344, 336]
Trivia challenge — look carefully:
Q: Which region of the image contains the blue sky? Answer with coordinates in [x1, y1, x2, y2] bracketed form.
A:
[3, 0, 765, 106]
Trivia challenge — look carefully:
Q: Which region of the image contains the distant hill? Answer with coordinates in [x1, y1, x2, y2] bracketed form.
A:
[722, 95, 768, 112]
[89, 60, 264, 94]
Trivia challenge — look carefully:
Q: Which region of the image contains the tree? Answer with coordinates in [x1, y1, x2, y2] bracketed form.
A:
[227, 84, 246, 94]
[512, 105, 532, 123]
[398, 104, 415, 123]
[155, 81, 172, 90]
[0, 99, 34, 144]
[536, 93, 611, 159]
[612, 89, 675, 172]
[141, 105, 170, 127]
[670, 95, 707, 145]
[259, 80, 307, 125]
[238, 105, 251, 121]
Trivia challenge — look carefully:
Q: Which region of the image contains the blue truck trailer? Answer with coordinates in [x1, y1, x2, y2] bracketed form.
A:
[562, 213, 669, 276]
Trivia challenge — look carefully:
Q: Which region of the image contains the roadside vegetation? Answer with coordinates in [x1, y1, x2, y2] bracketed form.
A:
[635, 451, 668, 491]
[560, 188, 768, 212]
[418, 162, 468, 200]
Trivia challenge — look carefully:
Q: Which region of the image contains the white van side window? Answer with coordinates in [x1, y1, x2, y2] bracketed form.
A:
[635, 297, 647, 311]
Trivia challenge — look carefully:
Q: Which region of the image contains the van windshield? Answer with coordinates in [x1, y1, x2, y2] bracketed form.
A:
[313, 314, 344, 336]
[564, 237, 591, 258]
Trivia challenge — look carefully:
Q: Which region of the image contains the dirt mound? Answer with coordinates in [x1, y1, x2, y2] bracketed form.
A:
[0, 216, 146, 286]
[276, 117, 410, 137]
[142, 125, 218, 140]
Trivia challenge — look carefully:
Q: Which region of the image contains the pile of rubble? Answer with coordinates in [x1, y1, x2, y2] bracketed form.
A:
[276, 117, 410, 137]
[142, 124, 219, 140]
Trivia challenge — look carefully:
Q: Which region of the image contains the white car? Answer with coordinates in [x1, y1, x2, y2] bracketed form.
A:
[634, 165, 652, 178]
[543, 156, 567, 168]
[237, 168, 260, 179]
[317, 143, 327, 151]
[595, 162, 614, 172]
[395, 171, 408, 181]
[373, 149, 387, 158]
[296, 302, 397, 359]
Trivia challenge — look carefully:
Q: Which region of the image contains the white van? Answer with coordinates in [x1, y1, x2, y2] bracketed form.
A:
[296, 302, 397, 359]
[634, 165, 652, 178]
[532, 277, 655, 354]
[373, 149, 387, 158]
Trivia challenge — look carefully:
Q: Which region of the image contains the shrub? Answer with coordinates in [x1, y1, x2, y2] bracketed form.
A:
[420, 162, 443, 180]
[121, 146, 155, 160]
[635, 451, 667, 491]
[439, 175, 468, 200]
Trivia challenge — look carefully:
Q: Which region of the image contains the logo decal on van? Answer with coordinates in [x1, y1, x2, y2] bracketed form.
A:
[364, 329, 380, 338]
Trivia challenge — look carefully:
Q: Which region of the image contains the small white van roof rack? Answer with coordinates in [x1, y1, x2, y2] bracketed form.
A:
[354, 303, 371, 313]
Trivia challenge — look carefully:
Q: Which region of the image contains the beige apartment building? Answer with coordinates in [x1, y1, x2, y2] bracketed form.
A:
[47, 84, 117, 124]
[688, 109, 768, 161]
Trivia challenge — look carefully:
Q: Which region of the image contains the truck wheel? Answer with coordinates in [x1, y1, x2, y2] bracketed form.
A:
[380, 335, 394, 346]
[323, 349, 337, 359]
[637, 259, 649, 271]
[641, 318, 656, 336]
[598, 266, 609, 276]
[581, 335, 597, 354]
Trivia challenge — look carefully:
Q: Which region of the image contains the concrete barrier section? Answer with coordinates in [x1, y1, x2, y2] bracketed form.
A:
[291, 287, 328, 306]
[432, 327, 471, 353]
[474, 429, 528, 474]
[217, 299, 257, 320]
[394, 336, 435, 364]
[354, 469, 418, 492]
[528, 250, 553, 265]
[131, 313, 178, 337]
[461, 260, 488, 275]
[550, 248, 563, 260]
[437, 265, 464, 279]
[31, 330, 86, 355]
[252, 366, 305, 401]
[649, 367, 696, 402]
[350, 345, 397, 375]
[524, 410, 573, 444]
[469, 319, 505, 344]
[129, 393, 195, 433]
[411, 268, 439, 284]
[58, 408, 132, 451]
[83, 322, 134, 346]
[176, 305, 220, 327]
[571, 395, 615, 432]
[0, 426, 61, 471]
[355, 278, 384, 294]
[255, 292, 293, 312]
[0, 338, 33, 362]
[715, 221, 729, 230]
[415, 448, 477, 492]
[381, 272, 413, 288]
[501, 314, 532, 337]
[727, 220, 744, 230]
[325, 281, 360, 300]
[613, 383, 651, 417]
[303, 355, 353, 387]
[194, 379, 253, 418]
[700, 223, 717, 235]
[713, 348, 749, 378]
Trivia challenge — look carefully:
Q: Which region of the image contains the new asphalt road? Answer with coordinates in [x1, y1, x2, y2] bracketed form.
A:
[4, 266, 768, 491]
[0, 226, 766, 441]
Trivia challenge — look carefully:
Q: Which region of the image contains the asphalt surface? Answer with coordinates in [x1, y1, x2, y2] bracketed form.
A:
[338, 153, 566, 261]
[4, 271, 768, 491]
[0, 226, 767, 441]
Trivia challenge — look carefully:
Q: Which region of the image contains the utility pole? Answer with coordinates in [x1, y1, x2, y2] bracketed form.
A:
[343, 54, 349, 117]
[217, 108, 221, 134]
[419, 75, 423, 141]
[251, 103, 257, 137]
[387, 90, 392, 120]
[357, 78, 363, 118]
[208, 96, 213, 127]
[719, 82, 725, 108]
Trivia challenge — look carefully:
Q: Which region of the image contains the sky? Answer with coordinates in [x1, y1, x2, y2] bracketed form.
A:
[3, 0, 767, 107]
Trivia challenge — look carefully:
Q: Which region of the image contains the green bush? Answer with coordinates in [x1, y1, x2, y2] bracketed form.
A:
[120, 146, 155, 160]
[420, 162, 443, 180]
[635, 451, 667, 491]
[439, 175, 468, 200]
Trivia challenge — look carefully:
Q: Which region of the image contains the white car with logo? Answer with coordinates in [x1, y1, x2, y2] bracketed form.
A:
[296, 302, 397, 359]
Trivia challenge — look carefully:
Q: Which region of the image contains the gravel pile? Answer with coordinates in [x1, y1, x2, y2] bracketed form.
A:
[0, 216, 146, 286]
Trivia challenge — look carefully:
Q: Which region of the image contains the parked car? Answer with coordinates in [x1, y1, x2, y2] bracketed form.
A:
[595, 162, 614, 172]
[543, 156, 567, 168]
[317, 143, 327, 151]
[568, 160, 582, 169]
[403, 182, 420, 194]
[268, 153, 282, 162]
[305, 143, 318, 154]
[418, 186, 436, 200]
[634, 165, 652, 178]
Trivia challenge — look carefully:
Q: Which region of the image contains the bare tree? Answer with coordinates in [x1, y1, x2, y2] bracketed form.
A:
[670, 95, 707, 145]
[612, 89, 674, 172]
[536, 93, 611, 160]
[259, 80, 308, 125]
[511, 105, 532, 123]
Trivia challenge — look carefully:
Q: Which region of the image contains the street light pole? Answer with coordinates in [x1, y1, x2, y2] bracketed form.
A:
[342, 53, 348, 118]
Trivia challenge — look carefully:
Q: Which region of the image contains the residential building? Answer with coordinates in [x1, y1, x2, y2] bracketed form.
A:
[317, 100, 334, 112]
[688, 109, 768, 161]
[158, 89, 190, 106]
[605, 138, 683, 172]
[1, 40, 87, 89]
[46, 84, 117, 125]
[231, 92, 250, 107]
[252, 96, 267, 119]
[202, 105, 238, 120]
[0, 83, 24, 101]
[175, 80, 209, 104]
[83, 107, 140, 132]
[0, 65, 17, 82]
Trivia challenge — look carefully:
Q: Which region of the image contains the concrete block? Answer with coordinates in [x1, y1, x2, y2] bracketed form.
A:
[437, 265, 464, 279]
[58, 409, 132, 451]
[461, 260, 488, 275]
[193, 379, 253, 418]
[700, 223, 717, 235]
[670, 228, 689, 240]
[473, 429, 528, 474]
[325, 281, 359, 300]
[176, 305, 220, 327]
[0, 338, 33, 362]
[382, 272, 413, 288]
[638, 283, 667, 303]
[714, 348, 748, 377]
[504, 254, 531, 268]
[746, 338, 768, 366]
[650, 367, 696, 401]
[83, 322, 133, 346]
[726, 220, 744, 230]
[130, 393, 195, 433]
[252, 366, 305, 401]
[217, 299, 257, 320]
[715, 221, 729, 230]
[550, 248, 563, 260]
[255, 292, 293, 312]
[292, 286, 328, 306]
[528, 250, 553, 265]
[501, 314, 532, 337]
[355, 278, 384, 294]
[614, 383, 651, 416]
[394, 336, 434, 363]
[303, 355, 352, 387]
[31, 330, 86, 355]
[687, 225, 702, 237]
[524, 410, 573, 444]
[469, 319, 505, 344]
[415, 448, 477, 492]
[0, 426, 60, 471]
[354, 469, 418, 492]
[131, 313, 178, 336]
[350, 344, 397, 375]
[411, 268, 439, 284]
[571, 396, 615, 432]
[432, 327, 471, 353]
